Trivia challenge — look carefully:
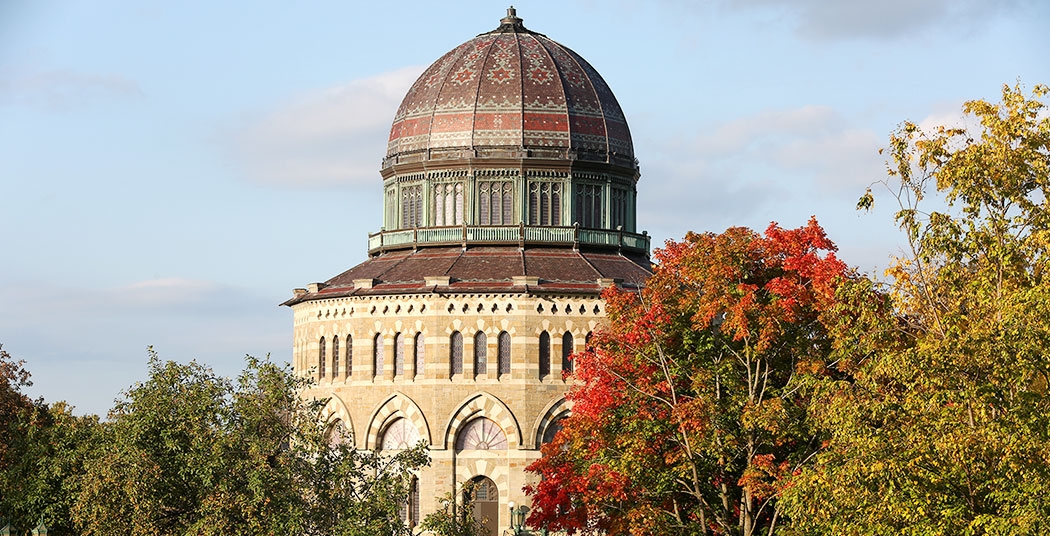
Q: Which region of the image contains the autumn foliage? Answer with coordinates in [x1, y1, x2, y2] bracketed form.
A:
[525, 218, 854, 535]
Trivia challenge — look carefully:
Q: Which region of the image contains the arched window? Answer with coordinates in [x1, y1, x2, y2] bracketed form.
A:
[394, 332, 405, 377]
[455, 418, 508, 451]
[380, 417, 420, 450]
[542, 416, 566, 445]
[318, 337, 326, 379]
[467, 476, 500, 536]
[401, 184, 423, 228]
[585, 331, 593, 350]
[401, 476, 420, 529]
[497, 331, 511, 377]
[325, 419, 352, 448]
[539, 331, 551, 378]
[529, 182, 562, 226]
[414, 333, 425, 378]
[474, 331, 487, 378]
[373, 333, 384, 379]
[434, 182, 464, 226]
[450, 331, 463, 377]
[346, 335, 353, 377]
[479, 181, 513, 225]
[332, 335, 340, 379]
[575, 183, 603, 228]
[562, 331, 574, 374]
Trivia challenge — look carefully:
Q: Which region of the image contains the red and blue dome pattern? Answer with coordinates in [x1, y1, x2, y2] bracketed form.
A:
[385, 14, 634, 167]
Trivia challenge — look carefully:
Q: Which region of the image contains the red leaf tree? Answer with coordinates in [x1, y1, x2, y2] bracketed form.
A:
[525, 218, 855, 535]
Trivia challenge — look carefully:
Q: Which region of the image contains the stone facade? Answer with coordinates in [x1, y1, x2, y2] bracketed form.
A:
[285, 8, 649, 534]
[292, 290, 606, 527]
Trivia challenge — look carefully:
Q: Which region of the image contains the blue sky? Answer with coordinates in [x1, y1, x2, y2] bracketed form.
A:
[2, 0, 1047, 416]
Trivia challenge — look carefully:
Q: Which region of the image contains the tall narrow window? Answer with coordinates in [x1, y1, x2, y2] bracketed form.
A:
[385, 187, 397, 230]
[434, 182, 465, 226]
[332, 335, 340, 379]
[394, 332, 405, 377]
[611, 187, 629, 230]
[414, 333, 425, 378]
[562, 331, 575, 374]
[401, 185, 423, 229]
[528, 182, 562, 226]
[539, 331, 550, 378]
[373, 333, 384, 379]
[575, 184, 603, 228]
[497, 331, 511, 377]
[478, 181, 513, 225]
[450, 331, 463, 377]
[401, 476, 420, 528]
[318, 337, 326, 379]
[346, 335, 353, 377]
[474, 331, 487, 378]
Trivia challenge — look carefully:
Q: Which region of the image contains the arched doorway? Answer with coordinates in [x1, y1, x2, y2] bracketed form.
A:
[468, 476, 499, 536]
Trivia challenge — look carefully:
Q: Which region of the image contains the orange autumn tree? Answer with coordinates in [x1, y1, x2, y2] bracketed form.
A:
[525, 219, 857, 536]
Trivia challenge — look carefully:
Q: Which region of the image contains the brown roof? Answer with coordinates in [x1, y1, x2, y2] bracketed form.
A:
[383, 9, 634, 171]
[282, 245, 651, 306]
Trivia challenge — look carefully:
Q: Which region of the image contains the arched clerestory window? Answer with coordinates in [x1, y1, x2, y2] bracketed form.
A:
[497, 331, 511, 378]
[450, 331, 463, 377]
[474, 331, 487, 378]
[539, 331, 550, 378]
[332, 335, 340, 379]
[562, 331, 574, 374]
[414, 333, 425, 378]
[318, 337, 326, 379]
[394, 332, 405, 377]
[373, 333, 384, 379]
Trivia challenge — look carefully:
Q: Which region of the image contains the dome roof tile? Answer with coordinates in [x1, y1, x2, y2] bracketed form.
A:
[384, 10, 634, 169]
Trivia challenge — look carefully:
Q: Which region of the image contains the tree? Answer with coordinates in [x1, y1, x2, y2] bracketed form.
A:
[71, 349, 429, 536]
[783, 83, 1050, 534]
[526, 219, 854, 535]
[0, 345, 102, 535]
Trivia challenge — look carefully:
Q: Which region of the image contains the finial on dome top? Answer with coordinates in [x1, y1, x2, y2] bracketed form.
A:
[500, 5, 524, 28]
[502, 6, 520, 23]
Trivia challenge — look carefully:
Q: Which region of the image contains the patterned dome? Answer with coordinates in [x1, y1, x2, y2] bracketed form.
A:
[384, 8, 635, 171]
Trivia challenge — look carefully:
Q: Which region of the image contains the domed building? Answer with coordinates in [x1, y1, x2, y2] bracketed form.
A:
[283, 8, 650, 534]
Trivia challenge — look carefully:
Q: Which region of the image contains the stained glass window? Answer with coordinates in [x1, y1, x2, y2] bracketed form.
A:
[455, 418, 508, 451]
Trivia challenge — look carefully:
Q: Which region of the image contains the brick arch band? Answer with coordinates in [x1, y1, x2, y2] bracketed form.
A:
[319, 394, 356, 447]
[442, 392, 522, 451]
[531, 396, 572, 449]
[366, 392, 432, 450]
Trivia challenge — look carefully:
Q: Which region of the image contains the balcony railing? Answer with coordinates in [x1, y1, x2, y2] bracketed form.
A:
[367, 224, 649, 256]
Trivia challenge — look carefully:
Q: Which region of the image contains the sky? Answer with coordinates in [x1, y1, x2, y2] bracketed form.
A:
[1, 0, 1047, 416]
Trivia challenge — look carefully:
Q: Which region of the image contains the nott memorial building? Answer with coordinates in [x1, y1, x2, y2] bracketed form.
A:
[283, 8, 651, 534]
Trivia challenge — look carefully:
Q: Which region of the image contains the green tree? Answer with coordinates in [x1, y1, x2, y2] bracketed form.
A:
[0, 345, 102, 535]
[783, 83, 1050, 535]
[526, 220, 856, 535]
[71, 349, 429, 536]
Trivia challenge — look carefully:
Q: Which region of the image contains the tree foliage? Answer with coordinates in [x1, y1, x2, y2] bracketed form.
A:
[2, 344, 103, 535]
[68, 349, 430, 536]
[526, 219, 855, 535]
[782, 83, 1050, 534]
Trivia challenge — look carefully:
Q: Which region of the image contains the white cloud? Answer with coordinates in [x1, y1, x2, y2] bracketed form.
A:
[0, 69, 143, 110]
[224, 66, 424, 188]
[634, 104, 883, 247]
[723, 0, 1035, 41]
[0, 276, 288, 416]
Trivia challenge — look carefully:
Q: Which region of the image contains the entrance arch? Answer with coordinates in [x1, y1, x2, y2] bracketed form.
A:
[468, 476, 499, 536]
